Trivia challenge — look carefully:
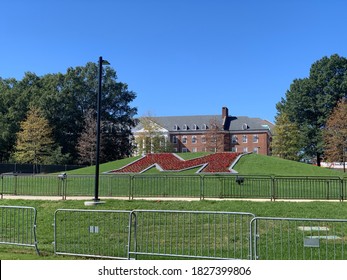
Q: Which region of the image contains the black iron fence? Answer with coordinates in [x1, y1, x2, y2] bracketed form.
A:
[1, 174, 346, 201]
[0, 163, 86, 174]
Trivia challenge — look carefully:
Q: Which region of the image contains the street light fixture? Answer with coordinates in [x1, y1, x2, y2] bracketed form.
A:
[85, 56, 110, 206]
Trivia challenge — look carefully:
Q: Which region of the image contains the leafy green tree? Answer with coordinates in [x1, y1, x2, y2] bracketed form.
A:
[13, 107, 55, 166]
[324, 98, 347, 166]
[276, 54, 347, 165]
[0, 61, 137, 164]
[271, 112, 302, 160]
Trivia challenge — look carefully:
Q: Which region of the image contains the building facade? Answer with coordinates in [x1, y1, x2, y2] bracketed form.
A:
[132, 107, 274, 155]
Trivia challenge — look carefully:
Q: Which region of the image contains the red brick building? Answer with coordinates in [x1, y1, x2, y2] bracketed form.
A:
[133, 106, 274, 155]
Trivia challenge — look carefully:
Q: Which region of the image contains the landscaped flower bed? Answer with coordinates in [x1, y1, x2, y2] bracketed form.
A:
[111, 152, 241, 173]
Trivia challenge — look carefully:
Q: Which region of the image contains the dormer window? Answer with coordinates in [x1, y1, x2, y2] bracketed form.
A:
[193, 124, 198, 130]
[183, 124, 188, 130]
[242, 123, 249, 130]
[202, 124, 207, 130]
[173, 125, 179, 131]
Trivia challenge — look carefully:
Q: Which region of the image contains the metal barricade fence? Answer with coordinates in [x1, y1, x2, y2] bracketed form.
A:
[202, 175, 272, 199]
[54, 209, 132, 259]
[131, 175, 201, 198]
[128, 210, 255, 260]
[0, 206, 39, 254]
[1, 174, 346, 201]
[250, 217, 347, 260]
[273, 176, 342, 200]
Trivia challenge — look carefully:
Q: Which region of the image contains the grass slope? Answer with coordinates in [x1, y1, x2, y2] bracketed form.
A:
[234, 153, 345, 177]
[68, 153, 345, 177]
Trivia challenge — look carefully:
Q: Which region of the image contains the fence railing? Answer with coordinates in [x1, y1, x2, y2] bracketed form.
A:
[0, 163, 86, 174]
[128, 210, 255, 260]
[53, 209, 254, 260]
[53, 208, 347, 260]
[54, 209, 132, 259]
[250, 217, 347, 260]
[0, 206, 39, 254]
[1, 174, 347, 201]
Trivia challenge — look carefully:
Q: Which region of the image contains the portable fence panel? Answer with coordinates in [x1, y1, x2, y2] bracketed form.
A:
[54, 209, 132, 259]
[273, 177, 342, 200]
[202, 175, 272, 199]
[0, 206, 39, 254]
[131, 175, 201, 198]
[251, 217, 347, 260]
[129, 210, 255, 260]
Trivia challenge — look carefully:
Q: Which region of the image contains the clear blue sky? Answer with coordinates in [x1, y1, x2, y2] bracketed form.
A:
[2, 0, 347, 122]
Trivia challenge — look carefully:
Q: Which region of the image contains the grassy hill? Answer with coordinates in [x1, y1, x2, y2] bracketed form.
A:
[234, 153, 345, 177]
[67, 153, 346, 177]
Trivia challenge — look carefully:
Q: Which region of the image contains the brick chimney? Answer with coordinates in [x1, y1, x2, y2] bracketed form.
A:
[222, 106, 229, 118]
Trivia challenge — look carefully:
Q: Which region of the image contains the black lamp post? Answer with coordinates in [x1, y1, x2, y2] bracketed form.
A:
[86, 56, 109, 205]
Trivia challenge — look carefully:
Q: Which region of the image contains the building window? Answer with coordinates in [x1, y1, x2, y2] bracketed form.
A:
[253, 147, 259, 153]
[232, 135, 237, 143]
[192, 136, 197, 144]
[242, 135, 248, 143]
[182, 136, 187, 144]
[253, 134, 259, 143]
[231, 146, 237, 152]
[243, 147, 248, 153]
[201, 136, 206, 143]
[172, 135, 177, 144]
[193, 124, 198, 130]
[173, 125, 179, 131]
[183, 124, 188, 130]
[182, 148, 188, 153]
[192, 147, 197, 152]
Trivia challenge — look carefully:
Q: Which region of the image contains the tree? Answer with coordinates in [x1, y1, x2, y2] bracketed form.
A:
[13, 107, 55, 167]
[134, 114, 172, 155]
[324, 98, 347, 169]
[77, 109, 98, 165]
[271, 112, 302, 161]
[276, 54, 347, 165]
[205, 117, 225, 152]
[0, 61, 137, 164]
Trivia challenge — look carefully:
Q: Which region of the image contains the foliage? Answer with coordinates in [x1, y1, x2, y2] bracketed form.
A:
[276, 54, 347, 165]
[271, 112, 302, 160]
[13, 107, 55, 165]
[0, 62, 137, 163]
[76, 109, 97, 165]
[134, 115, 173, 155]
[324, 98, 347, 163]
[205, 117, 225, 152]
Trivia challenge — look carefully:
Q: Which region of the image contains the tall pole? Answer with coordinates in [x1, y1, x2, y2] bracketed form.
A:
[94, 56, 103, 202]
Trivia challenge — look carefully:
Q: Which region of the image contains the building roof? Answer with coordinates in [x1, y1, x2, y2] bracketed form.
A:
[133, 113, 274, 134]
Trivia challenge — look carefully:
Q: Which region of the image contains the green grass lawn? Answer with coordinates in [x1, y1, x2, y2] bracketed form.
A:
[234, 154, 346, 177]
[1, 153, 346, 260]
[1, 198, 347, 260]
